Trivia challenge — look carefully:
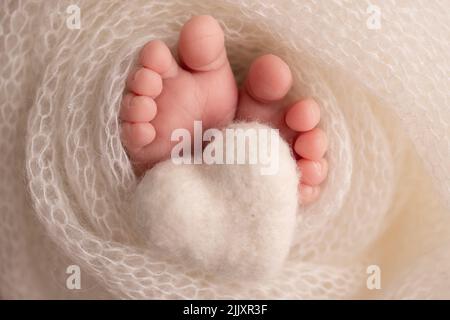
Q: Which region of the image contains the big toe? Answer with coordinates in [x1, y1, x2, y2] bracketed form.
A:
[178, 15, 227, 71]
[245, 54, 293, 103]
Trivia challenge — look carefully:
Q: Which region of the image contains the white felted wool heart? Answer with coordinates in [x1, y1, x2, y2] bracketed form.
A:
[132, 122, 299, 281]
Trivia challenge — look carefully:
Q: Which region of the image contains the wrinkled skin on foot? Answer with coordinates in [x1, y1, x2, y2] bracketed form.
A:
[120, 15, 328, 204]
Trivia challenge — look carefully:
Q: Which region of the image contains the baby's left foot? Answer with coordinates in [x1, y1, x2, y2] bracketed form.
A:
[237, 55, 328, 204]
[120, 16, 238, 174]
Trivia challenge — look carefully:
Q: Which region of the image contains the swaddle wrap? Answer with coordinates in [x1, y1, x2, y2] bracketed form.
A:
[0, 0, 449, 299]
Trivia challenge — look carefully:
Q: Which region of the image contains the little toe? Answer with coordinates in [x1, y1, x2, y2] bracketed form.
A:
[299, 184, 321, 205]
[120, 94, 157, 123]
[178, 15, 227, 71]
[294, 128, 328, 160]
[121, 122, 156, 150]
[127, 67, 163, 97]
[245, 54, 292, 103]
[140, 40, 178, 79]
[297, 158, 328, 186]
[285, 98, 321, 132]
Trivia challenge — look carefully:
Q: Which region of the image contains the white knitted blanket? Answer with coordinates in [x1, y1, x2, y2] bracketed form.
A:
[1, 0, 449, 299]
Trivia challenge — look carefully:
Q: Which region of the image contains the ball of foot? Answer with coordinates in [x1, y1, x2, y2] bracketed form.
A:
[131, 122, 299, 281]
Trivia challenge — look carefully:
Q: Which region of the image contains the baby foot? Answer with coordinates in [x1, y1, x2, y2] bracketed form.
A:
[236, 55, 328, 204]
[120, 15, 238, 172]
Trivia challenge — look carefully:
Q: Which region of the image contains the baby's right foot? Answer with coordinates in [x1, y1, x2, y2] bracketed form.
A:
[236, 55, 328, 204]
[120, 15, 238, 173]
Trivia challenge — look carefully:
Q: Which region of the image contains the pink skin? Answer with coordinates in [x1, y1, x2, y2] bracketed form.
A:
[120, 15, 328, 204]
[236, 55, 328, 204]
[121, 15, 238, 173]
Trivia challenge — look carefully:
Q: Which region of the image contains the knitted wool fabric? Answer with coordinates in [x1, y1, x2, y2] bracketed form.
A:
[0, 0, 449, 299]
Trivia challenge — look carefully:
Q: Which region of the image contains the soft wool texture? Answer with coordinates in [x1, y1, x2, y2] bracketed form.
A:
[0, 0, 450, 299]
[132, 122, 299, 281]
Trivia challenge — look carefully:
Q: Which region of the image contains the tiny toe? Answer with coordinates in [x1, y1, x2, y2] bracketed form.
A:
[245, 54, 292, 103]
[140, 40, 178, 78]
[294, 128, 328, 160]
[120, 94, 157, 123]
[121, 122, 156, 150]
[297, 158, 328, 186]
[127, 68, 163, 97]
[286, 98, 321, 132]
[299, 184, 320, 205]
[178, 15, 227, 71]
